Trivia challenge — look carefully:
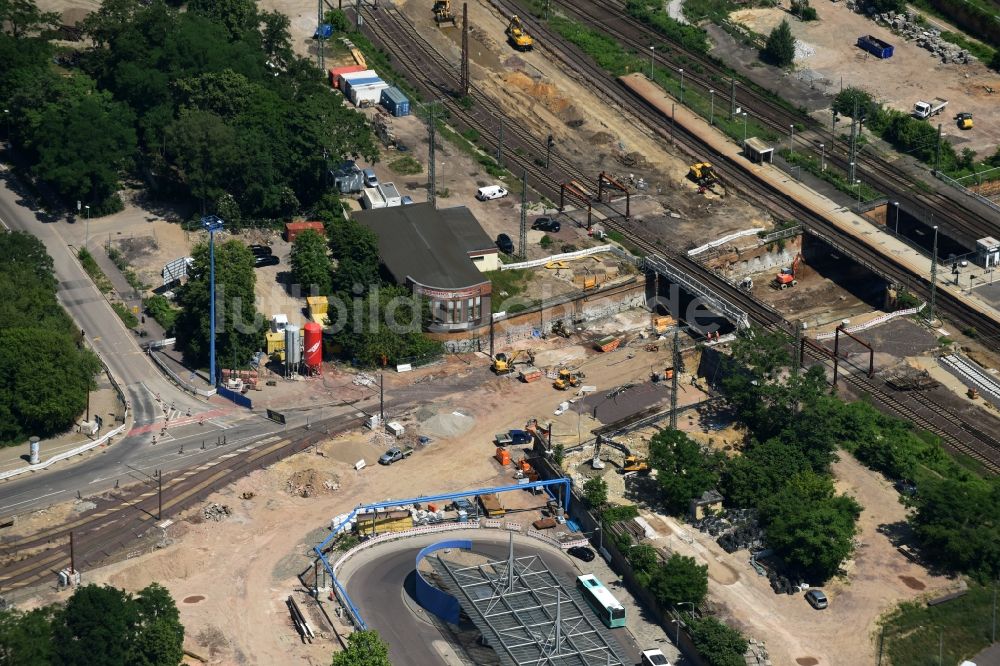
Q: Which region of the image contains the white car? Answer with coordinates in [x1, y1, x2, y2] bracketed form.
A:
[640, 649, 671, 666]
[476, 185, 508, 200]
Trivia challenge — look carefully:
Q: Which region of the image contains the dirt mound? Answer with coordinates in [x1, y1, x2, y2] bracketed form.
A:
[285, 469, 339, 498]
[502, 72, 582, 124]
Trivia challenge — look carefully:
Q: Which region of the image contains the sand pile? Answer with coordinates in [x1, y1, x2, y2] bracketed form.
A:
[419, 410, 475, 439]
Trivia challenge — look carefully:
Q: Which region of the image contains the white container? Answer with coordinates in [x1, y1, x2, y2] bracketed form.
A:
[386, 421, 404, 438]
[350, 81, 389, 107]
[361, 186, 386, 209]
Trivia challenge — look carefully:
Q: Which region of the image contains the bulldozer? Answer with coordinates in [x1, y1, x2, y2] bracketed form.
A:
[506, 15, 534, 51]
[553, 368, 584, 390]
[773, 254, 802, 289]
[433, 0, 456, 26]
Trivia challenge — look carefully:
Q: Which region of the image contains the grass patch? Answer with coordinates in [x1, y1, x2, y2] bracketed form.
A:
[77, 248, 113, 293]
[879, 581, 997, 666]
[112, 302, 138, 328]
[388, 155, 423, 175]
[145, 294, 179, 335]
[108, 246, 148, 293]
[485, 268, 531, 299]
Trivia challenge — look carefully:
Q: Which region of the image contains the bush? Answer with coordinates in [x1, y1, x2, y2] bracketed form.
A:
[112, 302, 138, 328]
[761, 20, 795, 67]
[687, 616, 748, 666]
[388, 155, 423, 175]
[145, 294, 178, 334]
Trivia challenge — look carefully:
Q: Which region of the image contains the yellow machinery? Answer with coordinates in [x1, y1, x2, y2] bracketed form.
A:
[955, 112, 973, 130]
[506, 15, 534, 51]
[652, 315, 675, 335]
[621, 455, 651, 474]
[433, 0, 456, 25]
[688, 162, 718, 187]
[553, 368, 583, 390]
[491, 349, 534, 374]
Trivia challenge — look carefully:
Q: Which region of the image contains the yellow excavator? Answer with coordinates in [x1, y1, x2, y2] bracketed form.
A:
[433, 0, 456, 26]
[688, 162, 720, 192]
[491, 349, 534, 374]
[621, 455, 651, 474]
[506, 15, 534, 51]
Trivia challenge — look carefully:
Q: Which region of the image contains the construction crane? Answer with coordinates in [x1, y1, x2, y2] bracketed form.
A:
[433, 0, 456, 26]
[773, 254, 802, 289]
[505, 15, 534, 51]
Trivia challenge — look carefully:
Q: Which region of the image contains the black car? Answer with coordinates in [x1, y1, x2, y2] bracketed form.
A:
[567, 546, 596, 562]
[249, 244, 273, 257]
[496, 233, 515, 255]
[531, 217, 561, 233]
[254, 255, 280, 268]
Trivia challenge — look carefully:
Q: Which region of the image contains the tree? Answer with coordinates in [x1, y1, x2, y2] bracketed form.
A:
[759, 471, 861, 581]
[626, 544, 661, 581]
[52, 585, 139, 665]
[648, 429, 722, 515]
[0, 0, 59, 38]
[165, 109, 242, 211]
[129, 584, 185, 666]
[909, 477, 1000, 580]
[686, 616, 748, 666]
[721, 437, 813, 509]
[866, 0, 904, 13]
[332, 629, 391, 666]
[583, 476, 608, 510]
[0, 606, 55, 665]
[186, 0, 258, 38]
[291, 228, 332, 295]
[762, 19, 795, 67]
[175, 239, 263, 371]
[648, 553, 708, 609]
[832, 87, 875, 119]
[329, 218, 381, 295]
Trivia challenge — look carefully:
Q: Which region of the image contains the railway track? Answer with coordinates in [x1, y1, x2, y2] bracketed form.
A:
[360, 3, 1000, 472]
[540, 0, 999, 247]
[0, 416, 364, 592]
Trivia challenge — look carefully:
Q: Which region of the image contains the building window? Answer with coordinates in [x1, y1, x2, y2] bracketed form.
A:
[467, 298, 475, 322]
[473, 296, 481, 321]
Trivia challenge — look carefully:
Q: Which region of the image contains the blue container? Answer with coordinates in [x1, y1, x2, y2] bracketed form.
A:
[343, 76, 381, 99]
[380, 86, 410, 117]
[857, 35, 893, 59]
[313, 23, 333, 39]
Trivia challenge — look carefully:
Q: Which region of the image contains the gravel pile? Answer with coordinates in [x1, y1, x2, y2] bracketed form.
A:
[203, 503, 232, 521]
[419, 410, 475, 439]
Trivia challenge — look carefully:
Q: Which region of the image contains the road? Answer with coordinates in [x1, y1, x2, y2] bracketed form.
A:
[0, 171, 276, 514]
[340, 532, 642, 665]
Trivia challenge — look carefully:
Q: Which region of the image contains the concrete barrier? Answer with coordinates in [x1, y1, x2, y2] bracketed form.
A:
[0, 421, 128, 482]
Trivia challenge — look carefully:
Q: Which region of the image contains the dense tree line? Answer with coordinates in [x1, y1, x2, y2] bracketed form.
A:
[0, 232, 100, 446]
[0, 0, 377, 220]
[0, 583, 184, 665]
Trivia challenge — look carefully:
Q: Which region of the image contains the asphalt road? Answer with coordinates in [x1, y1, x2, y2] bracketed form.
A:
[341, 533, 641, 665]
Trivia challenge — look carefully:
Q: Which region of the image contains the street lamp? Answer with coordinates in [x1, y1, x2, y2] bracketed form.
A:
[201, 215, 224, 386]
[789, 124, 795, 154]
[709, 89, 715, 126]
[855, 179, 863, 211]
[892, 201, 900, 235]
[741, 111, 748, 151]
[675, 601, 697, 644]
[84, 205, 90, 249]
[678, 68, 684, 103]
[819, 143, 825, 171]
[649, 46, 655, 79]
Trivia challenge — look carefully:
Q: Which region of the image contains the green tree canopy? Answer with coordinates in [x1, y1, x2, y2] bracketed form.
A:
[687, 616, 748, 666]
[832, 87, 876, 119]
[762, 19, 795, 67]
[648, 553, 709, 609]
[332, 629, 391, 666]
[291, 229, 333, 295]
[0, 606, 55, 665]
[175, 238, 263, 372]
[583, 476, 608, 510]
[648, 429, 722, 515]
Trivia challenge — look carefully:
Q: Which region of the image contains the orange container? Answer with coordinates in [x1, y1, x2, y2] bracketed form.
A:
[495, 448, 511, 465]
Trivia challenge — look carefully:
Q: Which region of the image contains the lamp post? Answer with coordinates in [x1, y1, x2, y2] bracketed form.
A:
[819, 143, 825, 171]
[649, 46, 655, 79]
[201, 215, 224, 386]
[741, 111, 748, 151]
[855, 179, 863, 211]
[2, 108, 8, 147]
[678, 68, 684, 103]
[789, 124, 795, 154]
[84, 205, 90, 249]
[709, 89, 715, 126]
[892, 200, 900, 235]
[675, 601, 697, 644]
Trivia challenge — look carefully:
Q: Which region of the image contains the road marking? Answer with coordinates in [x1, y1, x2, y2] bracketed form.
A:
[3, 489, 67, 510]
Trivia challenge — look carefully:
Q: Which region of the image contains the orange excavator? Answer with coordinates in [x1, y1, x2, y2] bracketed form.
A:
[773, 254, 802, 289]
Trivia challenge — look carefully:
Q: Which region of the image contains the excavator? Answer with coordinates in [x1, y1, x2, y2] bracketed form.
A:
[433, 0, 456, 26]
[621, 455, 651, 474]
[591, 435, 650, 473]
[688, 162, 721, 193]
[491, 349, 534, 374]
[773, 254, 802, 289]
[506, 15, 534, 51]
[553, 368, 584, 390]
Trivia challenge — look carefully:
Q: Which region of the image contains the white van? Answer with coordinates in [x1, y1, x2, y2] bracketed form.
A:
[476, 185, 508, 201]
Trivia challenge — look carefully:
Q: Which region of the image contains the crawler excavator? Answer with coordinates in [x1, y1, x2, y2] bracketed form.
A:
[773, 254, 802, 289]
[505, 15, 534, 51]
[433, 0, 456, 26]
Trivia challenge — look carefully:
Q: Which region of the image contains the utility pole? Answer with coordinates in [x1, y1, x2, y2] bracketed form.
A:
[545, 134, 554, 169]
[848, 98, 858, 183]
[355, 0, 362, 29]
[933, 123, 943, 174]
[794, 321, 803, 371]
[730, 77, 736, 120]
[669, 328, 680, 430]
[496, 116, 504, 168]
[461, 3, 470, 97]
[929, 225, 939, 322]
[379, 373, 384, 424]
[519, 170, 528, 259]
[427, 103, 437, 208]
[157, 470, 162, 520]
[69, 531, 75, 574]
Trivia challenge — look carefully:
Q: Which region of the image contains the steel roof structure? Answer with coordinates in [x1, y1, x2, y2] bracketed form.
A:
[429, 536, 628, 665]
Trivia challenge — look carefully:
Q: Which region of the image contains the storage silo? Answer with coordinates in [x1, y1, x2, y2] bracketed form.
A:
[303, 322, 322, 374]
[284, 324, 302, 369]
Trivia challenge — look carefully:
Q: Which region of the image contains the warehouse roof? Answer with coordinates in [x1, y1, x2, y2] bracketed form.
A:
[354, 203, 493, 290]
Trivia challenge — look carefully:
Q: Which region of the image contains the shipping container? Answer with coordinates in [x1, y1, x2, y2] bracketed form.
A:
[856, 34, 893, 59]
[340, 69, 377, 86]
[328, 64, 366, 89]
[350, 80, 389, 107]
[342, 75, 381, 100]
[355, 509, 413, 536]
[380, 86, 410, 117]
[284, 220, 325, 242]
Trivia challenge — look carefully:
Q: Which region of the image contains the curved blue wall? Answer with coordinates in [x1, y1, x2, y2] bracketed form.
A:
[415, 540, 471, 624]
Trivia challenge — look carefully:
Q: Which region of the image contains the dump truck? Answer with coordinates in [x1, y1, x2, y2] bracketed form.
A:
[913, 97, 948, 119]
[378, 445, 414, 465]
[477, 493, 506, 517]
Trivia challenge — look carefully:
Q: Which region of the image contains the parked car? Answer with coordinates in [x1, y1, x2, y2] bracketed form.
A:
[249, 244, 272, 256]
[476, 185, 508, 200]
[496, 233, 515, 255]
[640, 649, 671, 666]
[531, 217, 561, 232]
[401, 195, 414, 205]
[254, 255, 280, 268]
[567, 546, 595, 562]
[805, 589, 828, 609]
[363, 167, 379, 188]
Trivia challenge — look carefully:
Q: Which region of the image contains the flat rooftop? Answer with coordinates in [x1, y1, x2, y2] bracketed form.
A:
[354, 203, 493, 290]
